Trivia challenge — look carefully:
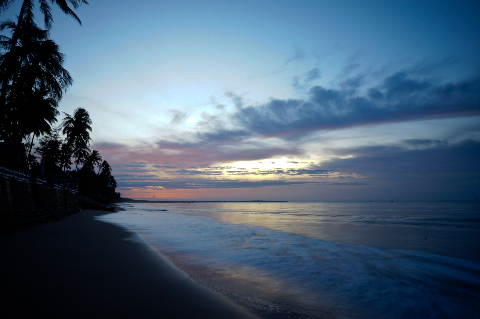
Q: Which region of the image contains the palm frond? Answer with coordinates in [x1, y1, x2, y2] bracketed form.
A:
[0, 19, 16, 31]
[39, 0, 53, 29]
[51, 0, 82, 25]
[0, 0, 15, 12]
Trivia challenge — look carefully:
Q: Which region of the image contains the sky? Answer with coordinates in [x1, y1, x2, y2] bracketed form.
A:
[2, 0, 480, 201]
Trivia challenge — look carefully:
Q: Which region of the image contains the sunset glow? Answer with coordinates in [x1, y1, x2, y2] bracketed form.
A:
[2, 0, 478, 200]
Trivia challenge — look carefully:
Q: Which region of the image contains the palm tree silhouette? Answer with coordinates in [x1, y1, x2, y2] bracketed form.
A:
[24, 91, 59, 157]
[99, 160, 117, 190]
[0, 15, 72, 142]
[59, 141, 72, 171]
[88, 149, 102, 172]
[0, 0, 86, 112]
[0, 0, 88, 28]
[61, 107, 92, 168]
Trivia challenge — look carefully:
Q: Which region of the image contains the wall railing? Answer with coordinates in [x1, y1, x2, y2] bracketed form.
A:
[0, 167, 78, 194]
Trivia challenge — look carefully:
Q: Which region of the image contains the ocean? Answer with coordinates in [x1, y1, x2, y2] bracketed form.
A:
[97, 201, 480, 319]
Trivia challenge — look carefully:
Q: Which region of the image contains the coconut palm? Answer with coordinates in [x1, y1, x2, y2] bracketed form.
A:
[0, 0, 85, 113]
[0, 0, 88, 29]
[35, 125, 62, 166]
[0, 15, 71, 142]
[81, 149, 101, 172]
[88, 149, 102, 172]
[59, 141, 72, 171]
[61, 107, 92, 168]
[24, 91, 59, 156]
[99, 160, 117, 192]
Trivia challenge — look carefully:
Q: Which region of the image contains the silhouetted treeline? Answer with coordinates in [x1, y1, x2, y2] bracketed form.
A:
[0, 1, 120, 202]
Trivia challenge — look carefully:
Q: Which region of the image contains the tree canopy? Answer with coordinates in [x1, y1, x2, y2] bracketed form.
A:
[62, 107, 92, 167]
[0, 1, 120, 202]
[0, 16, 71, 142]
[0, 0, 88, 28]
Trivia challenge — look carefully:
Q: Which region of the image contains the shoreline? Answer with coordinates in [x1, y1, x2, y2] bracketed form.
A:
[120, 199, 289, 203]
[110, 203, 331, 319]
[0, 209, 259, 319]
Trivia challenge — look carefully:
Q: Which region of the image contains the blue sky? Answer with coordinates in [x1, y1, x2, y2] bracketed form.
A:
[2, 0, 480, 200]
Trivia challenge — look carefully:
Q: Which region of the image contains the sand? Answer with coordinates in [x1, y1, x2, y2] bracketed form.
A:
[0, 209, 259, 319]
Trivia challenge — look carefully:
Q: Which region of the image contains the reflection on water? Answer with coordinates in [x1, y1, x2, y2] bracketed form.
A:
[156, 201, 480, 261]
[99, 201, 480, 319]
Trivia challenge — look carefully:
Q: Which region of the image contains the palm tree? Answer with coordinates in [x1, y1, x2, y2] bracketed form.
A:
[0, 0, 88, 28]
[59, 141, 72, 171]
[0, 15, 71, 142]
[81, 149, 101, 172]
[61, 107, 92, 168]
[99, 160, 117, 198]
[89, 149, 102, 172]
[24, 91, 59, 156]
[0, 0, 85, 111]
[36, 125, 62, 167]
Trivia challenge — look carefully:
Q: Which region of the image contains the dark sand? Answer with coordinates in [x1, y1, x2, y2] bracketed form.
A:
[0, 209, 259, 319]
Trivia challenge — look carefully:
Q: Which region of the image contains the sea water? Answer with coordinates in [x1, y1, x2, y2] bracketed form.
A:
[97, 201, 480, 319]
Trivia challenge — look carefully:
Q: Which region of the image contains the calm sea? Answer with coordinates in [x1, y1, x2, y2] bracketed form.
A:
[98, 201, 480, 319]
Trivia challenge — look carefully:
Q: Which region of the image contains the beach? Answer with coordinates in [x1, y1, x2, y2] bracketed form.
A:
[98, 201, 480, 319]
[0, 209, 259, 319]
[3, 202, 479, 319]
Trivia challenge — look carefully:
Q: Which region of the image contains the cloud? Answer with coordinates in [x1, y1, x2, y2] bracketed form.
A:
[156, 137, 302, 164]
[170, 110, 188, 124]
[225, 91, 244, 110]
[314, 139, 480, 199]
[404, 139, 445, 148]
[233, 72, 480, 140]
[339, 62, 360, 78]
[103, 138, 479, 199]
[95, 135, 301, 170]
[340, 74, 365, 90]
[116, 177, 365, 190]
[284, 47, 306, 65]
[293, 68, 322, 90]
[322, 139, 480, 178]
[96, 61, 480, 200]
[305, 68, 321, 82]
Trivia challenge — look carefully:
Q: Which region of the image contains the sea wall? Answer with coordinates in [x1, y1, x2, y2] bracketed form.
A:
[0, 175, 79, 234]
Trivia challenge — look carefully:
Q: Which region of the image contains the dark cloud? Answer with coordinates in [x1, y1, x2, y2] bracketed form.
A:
[124, 162, 147, 167]
[381, 72, 432, 98]
[170, 110, 188, 124]
[340, 74, 365, 90]
[403, 57, 460, 77]
[152, 164, 180, 169]
[120, 162, 151, 172]
[339, 62, 360, 78]
[233, 72, 480, 140]
[196, 129, 252, 143]
[305, 68, 321, 82]
[112, 139, 479, 199]
[225, 91, 244, 110]
[293, 68, 322, 90]
[319, 139, 480, 199]
[93, 142, 126, 149]
[292, 76, 302, 90]
[116, 177, 366, 190]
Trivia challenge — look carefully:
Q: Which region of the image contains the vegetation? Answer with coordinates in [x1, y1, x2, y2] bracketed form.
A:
[0, 1, 121, 202]
[62, 107, 92, 168]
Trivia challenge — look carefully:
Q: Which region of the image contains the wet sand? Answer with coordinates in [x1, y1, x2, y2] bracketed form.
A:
[0, 209, 259, 319]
